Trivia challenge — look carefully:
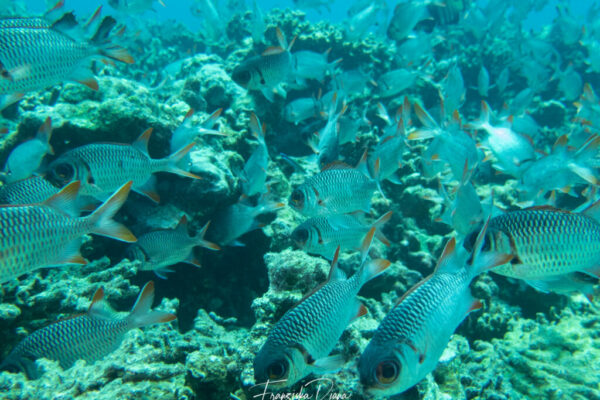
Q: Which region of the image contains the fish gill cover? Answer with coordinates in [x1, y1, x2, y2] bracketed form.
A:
[0, 0, 599, 399]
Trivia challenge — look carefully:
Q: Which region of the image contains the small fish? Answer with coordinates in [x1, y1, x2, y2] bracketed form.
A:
[209, 194, 284, 246]
[409, 102, 481, 182]
[309, 93, 347, 168]
[0, 9, 133, 109]
[292, 211, 392, 260]
[241, 113, 269, 197]
[250, 0, 265, 44]
[518, 135, 600, 203]
[190, 0, 227, 45]
[48, 128, 199, 202]
[169, 108, 224, 154]
[292, 49, 340, 86]
[555, 64, 583, 102]
[442, 64, 465, 117]
[386, 1, 428, 42]
[3, 117, 53, 183]
[467, 101, 535, 177]
[232, 28, 295, 102]
[376, 69, 417, 98]
[291, 0, 332, 12]
[0, 181, 136, 284]
[344, 1, 385, 41]
[0, 176, 60, 204]
[254, 242, 391, 388]
[128, 216, 219, 279]
[108, 0, 165, 13]
[289, 162, 377, 217]
[468, 203, 600, 296]
[0, 281, 175, 379]
[477, 66, 490, 97]
[495, 66, 510, 93]
[358, 224, 511, 396]
[283, 96, 321, 125]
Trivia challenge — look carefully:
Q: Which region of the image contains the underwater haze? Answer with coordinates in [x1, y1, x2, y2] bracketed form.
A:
[1, 0, 600, 399]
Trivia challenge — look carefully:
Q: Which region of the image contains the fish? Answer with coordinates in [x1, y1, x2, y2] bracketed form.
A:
[495, 66, 510, 93]
[0, 181, 136, 284]
[292, 211, 392, 260]
[344, 0, 385, 41]
[190, 0, 227, 45]
[386, 1, 428, 42]
[518, 135, 600, 203]
[209, 194, 284, 246]
[47, 128, 199, 202]
[241, 113, 269, 197]
[477, 66, 490, 97]
[0, 9, 134, 110]
[231, 28, 295, 102]
[128, 216, 219, 279]
[467, 101, 536, 177]
[291, 0, 332, 13]
[368, 119, 407, 187]
[467, 203, 600, 297]
[441, 64, 465, 117]
[0, 281, 175, 379]
[555, 64, 583, 102]
[409, 102, 481, 183]
[169, 108, 224, 154]
[283, 96, 321, 125]
[358, 223, 511, 396]
[375, 69, 417, 99]
[291, 49, 340, 86]
[254, 242, 391, 388]
[0, 176, 60, 205]
[309, 93, 347, 168]
[2, 117, 53, 183]
[289, 162, 377, 217]
[108, 0, 165, 13]
[250, 0, 265, 44]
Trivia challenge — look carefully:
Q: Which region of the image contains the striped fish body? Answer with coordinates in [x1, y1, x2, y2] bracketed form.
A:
[485, 209, 600, 280]
[1, 282, 175, 378]
[358, 237, 509, 396]
[128, 218, 218, 278]
[254, 256, 389, 388]
[0, 17, 96, 97]
[0, 204, 92, 283]
[290, 165, 376, 217]
[231, 50, 292, 97]
[0, 176, 59, 204]
[292, 212, 391, 260]
[4, 313, 130, 377]
[48, 143, 159, 198]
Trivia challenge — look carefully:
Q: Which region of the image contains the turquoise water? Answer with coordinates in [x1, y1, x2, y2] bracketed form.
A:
[1, 0, 600, 399]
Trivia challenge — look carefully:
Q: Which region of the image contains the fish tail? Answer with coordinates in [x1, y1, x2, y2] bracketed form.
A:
[164, 143, 202, 179]
[195, 221, 221, 251]
[92, 17, 134, 64]
[372, 211, 393, 246]
[88, 181, 136, 242]
[127, 282, 176, 328]
[468, 217, 513, 276]
[36, 117, 54, 155]
[357, 258, 391, 287]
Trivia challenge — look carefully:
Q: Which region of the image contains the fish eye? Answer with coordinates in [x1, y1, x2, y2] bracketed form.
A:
[52, 163, 75, 181]
[292, 227, 309, 246]
[290, 189, 304, 206]
[375, 360, 399, 385]
[233, 69, 251, 86]
[266, 359, 288, 380]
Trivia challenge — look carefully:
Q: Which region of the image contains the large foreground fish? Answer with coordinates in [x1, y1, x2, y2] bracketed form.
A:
[469, 203, 600, 298]
[254, 238, 390, 388]
[0, 181, 136, 284]
[0, 8, 133, 109]
[358, 222, 511, 396]
[0, 281, 175, 379]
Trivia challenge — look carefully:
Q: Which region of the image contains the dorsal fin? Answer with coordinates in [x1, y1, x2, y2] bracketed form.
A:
[176, 215, 189, 232]
[552, 134, 568, 151]
[582, 199, 600, 222]
[433, 237, 456, 274]
[133, 128, 152, 154]
[524, 205, 571, 213]
[321, 161, 353, 171]
[88, 287, 105, 313]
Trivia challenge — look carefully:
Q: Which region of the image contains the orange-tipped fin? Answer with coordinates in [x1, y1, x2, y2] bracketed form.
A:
[89, 181, 136, 242]
[133, 127, 152, 154]
[44, 181, 81, 217]
[128, 281, 176, 327]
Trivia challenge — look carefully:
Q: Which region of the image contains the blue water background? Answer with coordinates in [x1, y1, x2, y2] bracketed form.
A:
[27, 0, 594, 34]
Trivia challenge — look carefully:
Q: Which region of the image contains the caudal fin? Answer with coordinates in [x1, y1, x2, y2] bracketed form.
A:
[88, 181, 136, 242]
[93, 17, 134, 64]
[357, 258, 391, 287]
[127, 281, 177, 328]
[165, 143, 202, 179]
[195, 221, 221, 251]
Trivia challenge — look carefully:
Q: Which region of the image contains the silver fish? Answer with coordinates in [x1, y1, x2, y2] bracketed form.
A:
[254, 244, 390, 388]
[128, 216, 219, 279]
[47, 128, 199, 202]
[1, 281, 175, 378]
[0, 176, 60, 204]
[3, 117, 53, 183]
[0, 181, 136, 284]
[241, 113, 269, 197]
[358, 224, 511, 396]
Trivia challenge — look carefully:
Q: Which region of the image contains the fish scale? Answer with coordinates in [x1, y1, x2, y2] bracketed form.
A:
[488, 209, 600, 279]
[0, 177, 60, 204]
[0, 18, 94, 94]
